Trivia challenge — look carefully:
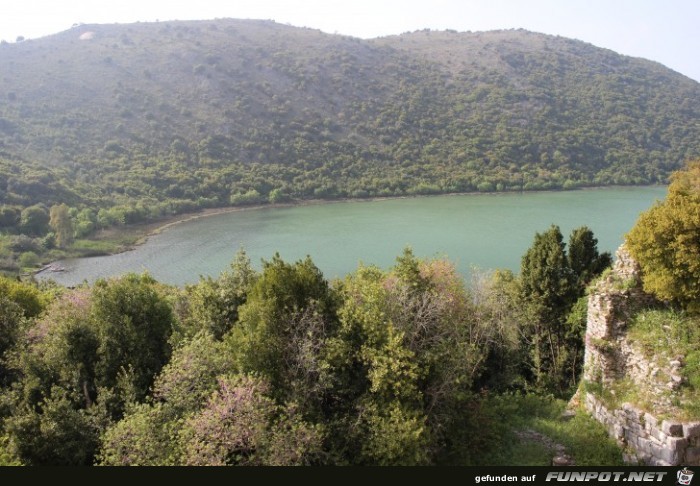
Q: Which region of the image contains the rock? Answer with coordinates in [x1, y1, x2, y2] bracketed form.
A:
[552, 454, 575, 466]
[644, 413, 658, 431]
[561, 410, 576, 422]
[684, 446, 700, 464]
[662, 421, 684, 437]
[636, 437, 652, 454]
[622, 452, 639, 464]
[683, 422, 700, 439]
[665, 437, 689, 463]
[650, 427, 667, 443]
[649, 458, 672, 466]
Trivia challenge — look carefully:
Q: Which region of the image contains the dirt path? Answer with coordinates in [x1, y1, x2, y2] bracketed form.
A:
[515, 428, 575, 466]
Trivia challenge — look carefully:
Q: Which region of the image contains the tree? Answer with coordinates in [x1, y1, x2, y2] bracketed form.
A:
[626, 161, 700, 308]
[4, 388, 103, 466]
[0, 206, 20, 228]
[151, 332, 235, 415]
[179, 249, 256, 340]
[568, 226, 612, 291]
[97, 403, 179, 466]
[0, 276, 44, 317]
[177, 375, 322, 466]
[91, 273, 174, 402]
[49, 204, 74, 248]
[72, 208, 96, 238]
[519, 225, 610, 393]
[4, 274, 174, 465]
[19, 204, 49, 236]
[520, 225, 576, 392]
[226, 254, 338, 412]
[0, 297, 23, 385]
[268, 188, 290, 204]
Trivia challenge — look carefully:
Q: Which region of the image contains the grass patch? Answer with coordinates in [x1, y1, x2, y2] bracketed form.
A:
[471, 393, 623, 466]
[531, 409, 623, 465]
[583, 378, 641, 411]
[68, 238, 131, 256]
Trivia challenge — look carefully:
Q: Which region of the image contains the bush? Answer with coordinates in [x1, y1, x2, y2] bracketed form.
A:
[18, 251, 39, 268]
[626, 161, 700, 308]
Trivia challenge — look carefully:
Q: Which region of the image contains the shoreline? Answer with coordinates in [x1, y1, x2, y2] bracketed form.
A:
[139, 184, 665, 243]
[34, 184, 665, 277]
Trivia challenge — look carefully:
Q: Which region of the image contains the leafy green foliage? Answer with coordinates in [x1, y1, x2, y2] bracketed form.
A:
[178, 249, 257, 341]
[3, 274, 174, 465]
[0, 247, 620, 465]
[227, 254, 339, 409]
[18, 205, 49, 237]
[97, 402, 179, 466]
[91, 273, 174, 401]
[0, 433, 22, 466]
[627, 161, 700, 308]
[152, 332, 235, 415]
[0, 297, 23, 385]
[0, 276, 44, 317]
[4, 387, 105, 466]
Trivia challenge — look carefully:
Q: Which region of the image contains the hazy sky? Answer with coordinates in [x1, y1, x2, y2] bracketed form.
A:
[2, 0, 699, 81]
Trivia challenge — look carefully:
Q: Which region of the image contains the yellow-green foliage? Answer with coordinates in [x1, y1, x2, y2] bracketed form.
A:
[0, 276, 44, 317]
[626, 161, 700, 308]
[0, 434, 22, 466]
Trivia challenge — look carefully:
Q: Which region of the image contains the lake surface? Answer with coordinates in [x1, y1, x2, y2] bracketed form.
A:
[38, 187, 666, 286]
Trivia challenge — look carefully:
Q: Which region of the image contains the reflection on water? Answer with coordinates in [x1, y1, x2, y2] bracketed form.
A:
[37, 187, 666, 286]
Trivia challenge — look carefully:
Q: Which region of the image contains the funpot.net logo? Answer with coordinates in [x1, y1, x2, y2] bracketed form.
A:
[545, 471, 668, 482]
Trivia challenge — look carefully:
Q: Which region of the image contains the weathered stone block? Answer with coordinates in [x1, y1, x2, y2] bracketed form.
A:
[644, 413, 658, 431]
[622, 403, 643, 420]
[636, 436, 652, 454]
[652, 437, 687, 465]
[684, 422, 700, 439]
[684, 446, 700, 465]
[584, 393, 596, 409]
[649, 457, 672, 466]
[666, 436, 688, 450]
[637, 452, 652, 465]
[662, 420, 684, 437]
[622, 452, 638, 464]
[650, 427, 667, 444]
[628, 421, 647, 437]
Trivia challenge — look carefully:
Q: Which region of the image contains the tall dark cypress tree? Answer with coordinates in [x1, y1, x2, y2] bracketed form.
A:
[568, 226, 612, 292]
[520, 225, 576, 391]
[520, 225, 612, 394]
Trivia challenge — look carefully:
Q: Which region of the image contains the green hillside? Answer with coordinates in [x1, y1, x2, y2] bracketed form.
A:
[0, 19, 699, 269]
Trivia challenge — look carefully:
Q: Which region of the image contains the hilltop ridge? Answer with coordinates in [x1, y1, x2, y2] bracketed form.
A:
[0, 19, 698, 225]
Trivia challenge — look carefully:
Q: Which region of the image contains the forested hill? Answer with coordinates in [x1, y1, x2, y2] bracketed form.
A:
[1, 19, 699, 216]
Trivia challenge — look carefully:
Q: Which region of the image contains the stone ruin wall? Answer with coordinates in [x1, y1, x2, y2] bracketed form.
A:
[582, 246, 700, 466]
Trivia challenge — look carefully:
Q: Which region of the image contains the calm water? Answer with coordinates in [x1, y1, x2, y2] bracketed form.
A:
[38, 187, 666, 286]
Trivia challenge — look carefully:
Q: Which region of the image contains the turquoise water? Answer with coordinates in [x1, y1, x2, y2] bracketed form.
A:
[39, 187, 666, 286]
